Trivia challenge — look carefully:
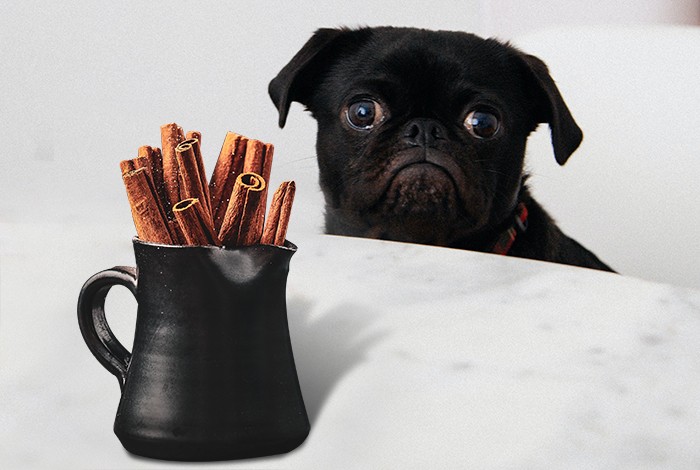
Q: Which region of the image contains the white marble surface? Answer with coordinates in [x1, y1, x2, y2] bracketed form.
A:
[1, 221, 699, 469]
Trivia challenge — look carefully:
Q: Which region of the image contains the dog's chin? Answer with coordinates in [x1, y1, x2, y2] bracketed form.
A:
[372, 163, 467, 245]
[384, 163, 457, 211]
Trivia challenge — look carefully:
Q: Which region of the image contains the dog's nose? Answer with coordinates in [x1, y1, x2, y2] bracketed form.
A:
[403, 118, 446, 148]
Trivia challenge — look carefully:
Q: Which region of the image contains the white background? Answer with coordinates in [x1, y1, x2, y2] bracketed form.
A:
[1, 0, 698, 281]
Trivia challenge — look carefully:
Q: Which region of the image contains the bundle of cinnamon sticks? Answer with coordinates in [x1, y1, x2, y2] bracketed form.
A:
[120, 123, 295, 247]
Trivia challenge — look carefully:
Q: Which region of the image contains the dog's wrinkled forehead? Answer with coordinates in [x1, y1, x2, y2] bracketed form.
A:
[322, 29, 525, 114]
[380, 31, 509, 75]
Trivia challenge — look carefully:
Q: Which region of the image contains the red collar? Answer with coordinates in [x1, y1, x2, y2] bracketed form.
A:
[491, 202, 528, 255]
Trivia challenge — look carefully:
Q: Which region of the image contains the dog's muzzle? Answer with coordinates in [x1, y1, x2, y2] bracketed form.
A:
[384, 147, 471, 206]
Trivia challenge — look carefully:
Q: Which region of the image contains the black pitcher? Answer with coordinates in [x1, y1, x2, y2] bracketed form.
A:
[77, 238, 309, 461]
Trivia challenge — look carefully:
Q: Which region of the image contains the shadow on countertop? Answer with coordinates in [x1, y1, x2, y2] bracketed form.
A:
[286, 297, 387, 424]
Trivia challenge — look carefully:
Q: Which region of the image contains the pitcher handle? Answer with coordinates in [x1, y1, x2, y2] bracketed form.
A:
[77, 266, 137, 391]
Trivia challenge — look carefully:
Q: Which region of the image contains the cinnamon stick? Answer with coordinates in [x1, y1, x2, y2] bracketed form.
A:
[218, 172, 266, 246]
[131, 146, 171, 220]
[183, 132, 210, 213]
[172, 198, 221, 246]
[186, 130, 201, 143]
[261, 181, 296, 245]
[142, 146, 169, 219]
[190, 138, 211, 214]
[137, 145, 153, 159]
[122, 167, 174, 244]
[175, 139, 212, 220]
[209, 132, 248, 232]
[119, 156, 148, 175]
[243, 140, 274, 240]
[160, 123, 185, 214]
[168, 218, 186, 245]
[243, 139, 274, 182]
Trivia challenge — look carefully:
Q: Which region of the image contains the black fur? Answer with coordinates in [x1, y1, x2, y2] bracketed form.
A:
[270, 26, 613, 271]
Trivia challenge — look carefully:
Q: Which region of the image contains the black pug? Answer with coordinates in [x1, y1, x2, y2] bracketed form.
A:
[269, 26, 613, 271]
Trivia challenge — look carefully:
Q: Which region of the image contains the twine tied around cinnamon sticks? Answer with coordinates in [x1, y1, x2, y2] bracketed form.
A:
[120, 123, 295, 247]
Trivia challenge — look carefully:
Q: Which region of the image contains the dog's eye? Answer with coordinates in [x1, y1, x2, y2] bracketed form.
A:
[345, 100, 385, 130]
[464, 110, 500, 139]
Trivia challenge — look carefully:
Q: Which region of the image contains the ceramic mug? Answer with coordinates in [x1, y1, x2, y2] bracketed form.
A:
[77, 238, 309, 461]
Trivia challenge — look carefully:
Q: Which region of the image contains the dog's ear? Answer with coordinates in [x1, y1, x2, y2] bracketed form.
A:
[269, 28, 351, 128]
[516, 53, 583, 165]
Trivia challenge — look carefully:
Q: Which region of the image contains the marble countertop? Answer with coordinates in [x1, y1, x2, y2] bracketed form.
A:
[1, 222, 699, 469]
